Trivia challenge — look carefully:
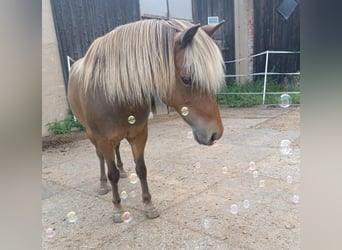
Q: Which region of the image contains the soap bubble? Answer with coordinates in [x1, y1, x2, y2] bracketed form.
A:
[121, 211, 133, 223]
[286, 175, 293, 184]
[127, 115, 136, 125]
[67, 211, 78, 223]
[280, 139, 293, 156]
[120, 190, 128, 200]
[243, 200, 250, 209]
[129, 173, 139, 184]
[248, 161, 256, 171]
[230, 204, 238, 215]
[252, 170, 258, 178]
[222, 167, 228, 174]
[46, 227, 56, 238]
[129, 190, 137, 198]
[292, 195, 300, 204]
[279, 94, 292, 108]
[202, 219, 210, 229]
[194, 162, 201, 169]
[181, 106, 189, 116]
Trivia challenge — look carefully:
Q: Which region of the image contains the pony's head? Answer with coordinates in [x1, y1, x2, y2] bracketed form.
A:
[164, 20, 225, 145]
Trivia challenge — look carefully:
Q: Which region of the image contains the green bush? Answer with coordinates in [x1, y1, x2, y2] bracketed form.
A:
[216, 79, 300, 107]
[47, 109, 85, 134]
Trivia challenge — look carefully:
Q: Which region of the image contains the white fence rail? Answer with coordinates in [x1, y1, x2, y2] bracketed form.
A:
[222, 50, 300, 105]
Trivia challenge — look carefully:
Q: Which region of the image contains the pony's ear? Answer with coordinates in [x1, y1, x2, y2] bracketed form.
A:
[177, 24, 201, 49]
[201, 20, 225, 37]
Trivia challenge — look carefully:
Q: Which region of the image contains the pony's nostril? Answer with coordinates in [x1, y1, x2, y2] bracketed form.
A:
[210, 132, 217, 144]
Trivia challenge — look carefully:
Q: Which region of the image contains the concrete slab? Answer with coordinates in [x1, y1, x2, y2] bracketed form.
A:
[42, 106, 300, 249]
[101, 219, 229, 249]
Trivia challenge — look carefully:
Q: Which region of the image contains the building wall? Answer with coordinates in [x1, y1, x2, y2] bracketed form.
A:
[42, 0, 68, 136]
[234, 0, 254, 83]
[50, 0, 141, 90]
[253, 0, 300, 81]
[192, 0, 236, 77]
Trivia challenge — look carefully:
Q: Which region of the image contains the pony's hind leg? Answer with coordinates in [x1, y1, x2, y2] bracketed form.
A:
[106, 157, 123, 223]
[98, 140, 124, 223]
[127, 126, 159, 219]
[87, 131, 110, 195]
[115, 143, 127, 178]
[96, 149, 110, 195]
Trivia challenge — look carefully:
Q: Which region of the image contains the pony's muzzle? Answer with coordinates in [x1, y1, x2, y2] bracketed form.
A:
[193, 129, 223, 146]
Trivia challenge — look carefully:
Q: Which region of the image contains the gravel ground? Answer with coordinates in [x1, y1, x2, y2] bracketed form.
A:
[42, 106, 300, 249]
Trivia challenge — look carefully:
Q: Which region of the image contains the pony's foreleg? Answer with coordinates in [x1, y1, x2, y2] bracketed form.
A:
[96, 149, 110, 195]
[115, 143, 127, 178]
[127, 126, 160, 219]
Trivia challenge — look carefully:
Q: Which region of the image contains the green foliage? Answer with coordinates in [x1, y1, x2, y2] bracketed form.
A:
[47, 109, 85, 134]
[216, 79, 300, 107]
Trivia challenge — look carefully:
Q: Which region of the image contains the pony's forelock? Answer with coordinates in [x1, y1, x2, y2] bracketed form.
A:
[183, 28, 225, 93]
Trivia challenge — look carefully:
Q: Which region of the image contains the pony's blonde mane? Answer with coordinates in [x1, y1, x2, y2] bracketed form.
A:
[78, 19, 225, 105]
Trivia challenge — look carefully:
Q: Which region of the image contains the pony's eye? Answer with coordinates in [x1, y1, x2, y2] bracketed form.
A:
[181, 76, 192, 85]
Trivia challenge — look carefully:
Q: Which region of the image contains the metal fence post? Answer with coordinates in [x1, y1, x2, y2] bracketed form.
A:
[262, 51, 269, 105]
[67, 56, 71, 72]
[67, 56, 76, 72]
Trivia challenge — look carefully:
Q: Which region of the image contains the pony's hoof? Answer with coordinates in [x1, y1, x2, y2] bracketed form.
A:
[145, 207, 160, 219]
[120, 172, 128, 178]
[113, 211, 123, 223]
[98, 184, 110, 195]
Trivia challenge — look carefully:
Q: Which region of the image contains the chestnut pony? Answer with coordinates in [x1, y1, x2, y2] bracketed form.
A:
[68, 19, 225, 222]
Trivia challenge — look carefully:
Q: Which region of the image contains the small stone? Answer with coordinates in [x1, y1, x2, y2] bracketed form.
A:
[285, 222, 296, 229]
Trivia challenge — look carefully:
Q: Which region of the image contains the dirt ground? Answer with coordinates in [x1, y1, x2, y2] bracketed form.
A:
[42, 106, 300, 249]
